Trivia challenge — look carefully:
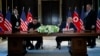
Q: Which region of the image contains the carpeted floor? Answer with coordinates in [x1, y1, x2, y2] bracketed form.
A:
[0, 40, 7, 56]
[0, 37, 100, 56]
[25, 40, 70, 56]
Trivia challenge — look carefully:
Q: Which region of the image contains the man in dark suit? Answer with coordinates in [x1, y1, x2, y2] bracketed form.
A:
[26, 19, 43, 50]
[56, 17, 77, 49]
[11, 7, 20, 33]
[84, 4, 97, 48]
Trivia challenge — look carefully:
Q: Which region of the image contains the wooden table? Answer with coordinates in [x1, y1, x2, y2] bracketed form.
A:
[0, 31, 99, 56]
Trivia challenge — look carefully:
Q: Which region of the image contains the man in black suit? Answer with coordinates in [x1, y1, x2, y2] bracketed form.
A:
[84, 4, 97, 48]
[56, 17, 77, 49]
[11, 7, 20, 33]
[26, 19, 43, 50]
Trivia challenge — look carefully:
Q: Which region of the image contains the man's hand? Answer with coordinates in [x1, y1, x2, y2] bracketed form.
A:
[62, 28, 67, 32]
[15, 26, 20, 29]
[62, 28, 74, 32]
[69, 28, 74, 31]
[29, 28, 34, 32]
[91, 25, 95, 29]
[34, 29, 37, 32]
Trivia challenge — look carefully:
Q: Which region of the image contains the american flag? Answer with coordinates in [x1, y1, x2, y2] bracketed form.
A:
[96, 9, 100, 32]
[20, 8, 28, 32]
[0, 11, 8, 32]
[4, 9, 12, 31]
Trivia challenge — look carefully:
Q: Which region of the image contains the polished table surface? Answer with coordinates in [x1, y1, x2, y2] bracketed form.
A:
[0, 31, 99, 37]
[0, 31, 100, 56]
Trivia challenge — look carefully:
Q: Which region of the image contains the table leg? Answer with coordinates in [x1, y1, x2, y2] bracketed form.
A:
[7, 37, 26, 56]
[70, 37, 88, 56]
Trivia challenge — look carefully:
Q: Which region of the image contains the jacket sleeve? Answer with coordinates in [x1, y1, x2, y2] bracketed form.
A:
[70, 23, 77, 32]
[59, 22, 66, 32]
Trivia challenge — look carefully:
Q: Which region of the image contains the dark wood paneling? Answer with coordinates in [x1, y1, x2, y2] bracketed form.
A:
[42, 1, 59, 25]
[62, 0, 85, 21]
[7, 0, 12, 12]
[21, 0, 38, 18]
[2, 0, 6, 17]
[6, 0, 38, 18]
[2, 0, 98, 23]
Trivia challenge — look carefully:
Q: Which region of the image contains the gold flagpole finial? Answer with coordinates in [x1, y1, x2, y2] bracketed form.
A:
[22, 7, 24, 10]
[69, 7, 71, 10]
[8, 6, 10, 10]
[75, 6, 77, 10]
[28, 8, 30, 12]
[82, 6, 84, 8]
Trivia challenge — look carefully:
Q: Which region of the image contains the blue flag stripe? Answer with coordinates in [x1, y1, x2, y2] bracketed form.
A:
[67, 10, 71, 17]
[21, 10, 26, 21]
[6, 10, 11, 21]
[81, 7, 85, 20]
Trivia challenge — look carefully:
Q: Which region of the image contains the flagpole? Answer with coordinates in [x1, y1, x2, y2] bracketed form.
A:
[98, 0, 100, 9]
[98, 0, 99, 9]
[0, 0, 2, 11]
[12, 0, 13, 12]
[38, 0, 42, 24]
[59, 0, 62, 26]
[98, 2, 99, 14]
[6, 0, 8, 13]
[92, 0, 94, 10]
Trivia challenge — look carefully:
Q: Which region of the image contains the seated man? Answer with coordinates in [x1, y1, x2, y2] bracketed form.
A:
[26, 19, 43, 50]
[56, 17, 76, 49]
